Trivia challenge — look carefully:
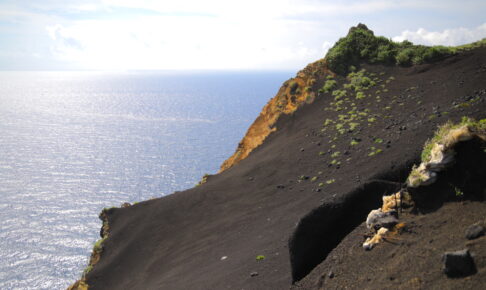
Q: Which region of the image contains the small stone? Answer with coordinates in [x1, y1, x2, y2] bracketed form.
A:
[442, 249, 476, 277]
[248, 177, 254, 181]
[250, 272, 259, 277]
[300, 148, 305, 152]
[465, 224, 485, 240]
[221, 256, 227, 260]
[314, 188, 321, 192]
[276, 184, 285, 189]
[328, 271, 334, 279]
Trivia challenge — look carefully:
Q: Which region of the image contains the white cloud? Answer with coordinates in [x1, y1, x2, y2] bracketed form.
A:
[4, 0, 486, 70]
[44, 16, 324, 70]
[393, 23, 486, 46]
[321, 41, 333, 55]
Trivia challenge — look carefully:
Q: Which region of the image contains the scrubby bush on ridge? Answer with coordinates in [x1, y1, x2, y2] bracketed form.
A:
[325, 23, 457, 74]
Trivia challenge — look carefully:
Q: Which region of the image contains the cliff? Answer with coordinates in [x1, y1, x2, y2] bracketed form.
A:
[219, 59, 334, 172]
[70, 25, 486, 289]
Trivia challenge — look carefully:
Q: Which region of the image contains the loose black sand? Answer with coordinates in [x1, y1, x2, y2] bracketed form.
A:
[84, 47, 486, 289]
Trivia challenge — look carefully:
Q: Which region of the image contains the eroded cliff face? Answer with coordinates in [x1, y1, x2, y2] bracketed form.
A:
[219, 59, 334, 172]
[68, 209, 112, 290]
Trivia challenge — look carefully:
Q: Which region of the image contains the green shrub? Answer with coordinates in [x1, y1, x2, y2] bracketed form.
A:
[332, 89, 347, 100]
[331, 151, 341, 158]
[321, 79, 337, 93]
[454, 38, 486, 52]
[325, 23, 455, 74]
[395, 48, 414, 65]
[375, 43, 395, 63]
[349, 122, 359, 131]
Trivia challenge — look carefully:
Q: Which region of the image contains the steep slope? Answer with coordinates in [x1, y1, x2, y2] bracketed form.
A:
[219, 59, 333, 172]
[71, 27, 486, 289]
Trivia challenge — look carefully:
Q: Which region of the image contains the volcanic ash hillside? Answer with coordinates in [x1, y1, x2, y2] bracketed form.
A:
[70, 25, 486, 290]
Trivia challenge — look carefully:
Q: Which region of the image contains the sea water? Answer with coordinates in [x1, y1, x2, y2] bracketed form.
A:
[0, 70, 292, 289]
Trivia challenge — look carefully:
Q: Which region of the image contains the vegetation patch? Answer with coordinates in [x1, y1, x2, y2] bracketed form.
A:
[368, 147, 383, 157]
[326, 179, 336, 184]
[325, 23, 455, 74]
[331, 151, 341, 158]
[320, 79, 337, 93]
[256, 255, 266, 261]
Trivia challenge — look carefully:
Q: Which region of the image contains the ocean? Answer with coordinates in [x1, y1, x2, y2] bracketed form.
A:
[0, 70, 292, 289]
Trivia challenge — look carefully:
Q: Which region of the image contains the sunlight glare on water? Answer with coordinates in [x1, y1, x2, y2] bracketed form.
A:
[0, 70, 291, 289]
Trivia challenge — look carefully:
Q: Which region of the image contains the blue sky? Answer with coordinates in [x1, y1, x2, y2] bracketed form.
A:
[1, 0, 486, 70]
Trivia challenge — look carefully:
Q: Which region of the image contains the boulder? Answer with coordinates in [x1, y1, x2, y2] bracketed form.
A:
[442, 249, 476, 277]
[465, 224, 485, 240]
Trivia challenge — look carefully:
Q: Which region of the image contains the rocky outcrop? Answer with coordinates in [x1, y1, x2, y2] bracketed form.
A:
[68, 208, 113, 290]
[407, 120, 486, 187]
[362, 118, 486, 250]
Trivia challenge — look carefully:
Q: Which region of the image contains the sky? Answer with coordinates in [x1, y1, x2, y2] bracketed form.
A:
[1, 0, 486, 71]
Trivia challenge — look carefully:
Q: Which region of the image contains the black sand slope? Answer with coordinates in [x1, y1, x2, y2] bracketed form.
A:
[79, 46, 486, 289]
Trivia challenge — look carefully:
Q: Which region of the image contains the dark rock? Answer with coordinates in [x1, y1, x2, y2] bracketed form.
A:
[328, 271, 334, 279]
[300, 148, 305, 152]
[465, 224, 485, 240]
[276, 184, 285, 189]
[250, 272, 259, 277]
[314, 188, 321, 192]
[442, 249, 476, 277]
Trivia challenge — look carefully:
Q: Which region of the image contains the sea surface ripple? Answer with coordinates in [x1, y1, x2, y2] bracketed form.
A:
[0, 70, 291, 289]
